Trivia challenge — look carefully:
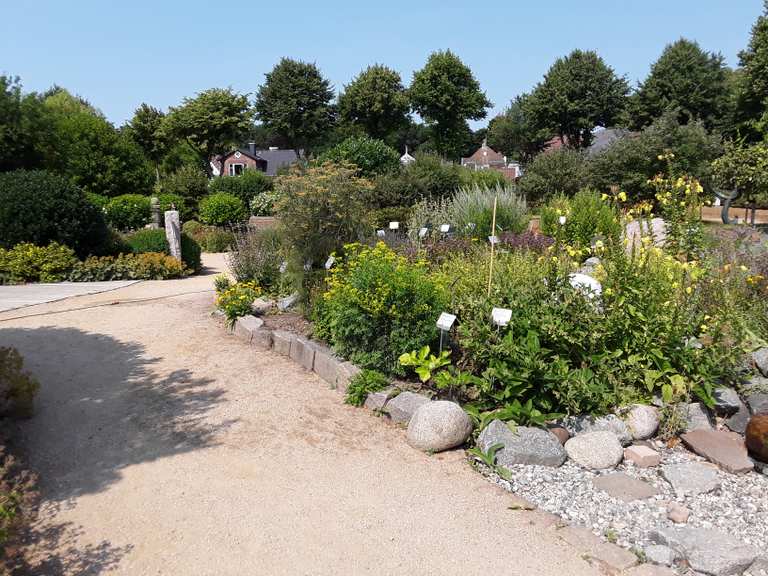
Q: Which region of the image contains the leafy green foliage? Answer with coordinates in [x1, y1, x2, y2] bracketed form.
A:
[254, 58, 334, 155]
[198, 193, 246, 226]
[124, 228, 202, 272]
[215, 281, 261, 329]
[344, 369, 390, 407]
[68, 252, 186, 281]
[0, 169, 109, 258]
[399, 346, 452, 383]
[208, 170, 274, 210]
[487, 94, 547, 163]
[540, 189, 622, 253]
[712, 140, 768, 205]
[181, 220, 234, 253]
[518, 148, 589, 204]
[227, 227, 286, 292]
[104, 194, 151, 231]
[0, 75, 51, 172]
[338, 65, 410, 142]
[0, 242, 78, 283]
[631, 39, 731, 130]
[317, 136, 400, 177]
[162, 88, 253, 177]
[161, 165, 209, 204]
[314, 242, 448, 374]
[525, 50, 629, 148]
[157, 193, 191, 222]
[127, 103, 169, 180]
[372, 153, 463, 208]
[0, 347, 39, 419]
[734, 2, 768, 140]
[410, 50, 491, 158]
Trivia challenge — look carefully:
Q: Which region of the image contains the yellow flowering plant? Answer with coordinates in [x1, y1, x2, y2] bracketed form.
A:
[216, 281, 261, 329]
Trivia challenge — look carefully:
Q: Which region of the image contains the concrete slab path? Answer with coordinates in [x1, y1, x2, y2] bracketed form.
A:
[0, 281, 139, 312]
[0, 254, 605, 575]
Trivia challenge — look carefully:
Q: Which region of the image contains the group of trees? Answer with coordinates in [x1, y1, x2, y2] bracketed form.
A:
[488, 3, 768, 168]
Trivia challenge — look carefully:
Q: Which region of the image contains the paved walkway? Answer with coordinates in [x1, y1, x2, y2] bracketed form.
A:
[0, 281, 138, 312]
[0, 254, 604, 575]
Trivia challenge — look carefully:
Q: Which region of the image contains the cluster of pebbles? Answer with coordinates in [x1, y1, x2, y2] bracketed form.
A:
[479, 442, 768, 560]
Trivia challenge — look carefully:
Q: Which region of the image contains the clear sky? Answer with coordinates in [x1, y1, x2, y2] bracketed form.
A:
[2, 0, 763, 128]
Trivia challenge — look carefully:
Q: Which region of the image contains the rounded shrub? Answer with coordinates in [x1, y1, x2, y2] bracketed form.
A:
[162, 165, 209, 202]
[0, 169, 109, 257]
[125, 228, 202, 272]
[157, 193, 191, 222]
[198, 193, 246, 226]
[104, 194, 151, 231]
[317, 136, 400, 177]
[208, 170, 274, 208]
[86, 192, 109, 210]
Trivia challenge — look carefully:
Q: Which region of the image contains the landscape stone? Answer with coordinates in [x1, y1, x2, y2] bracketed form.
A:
[625, 217, 667, 251]
[234, 315, 264, 342]
[681, 429, 754, 474]
[624, 445, 661, 467]
[478, 420, 567, 468]
[564, 431, 624, 469]
[563, 414, 632, 446]
[753, 347, 768, 377]
[745, 414, 768, 462]
[557, 525, 638, 572]
[289, 336, 316, 370]
[312, 345, 342, 385]
[644, 544, 680, 566]
[746, 558, 768, 576]
[385, 391, 430, 425]
[591, 473, 659, 502]
[712, 388, 742, 416]
[666, 502, 690, 524]
[661, 462, 720, 496]
[251, 326, 273, 349]
[548, 425, 570, 445]
[625, 404, 660, 440]
[651, 527, 758, 576]
[334, 362, 360, 395]
[272, 330, 295, 357]
[277, 292, 299, 311]
[364, 388, 395, 412]
[745, 376, 768, 415]
[407, 401, 473, 453]
[685, 402, 715, 432]
[624, 566, 677, 576]
[725, 400, 752, 435]
[251, 297, 275, 315]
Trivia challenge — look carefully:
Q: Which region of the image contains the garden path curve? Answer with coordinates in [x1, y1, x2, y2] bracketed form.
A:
[0, 254, 604, 575]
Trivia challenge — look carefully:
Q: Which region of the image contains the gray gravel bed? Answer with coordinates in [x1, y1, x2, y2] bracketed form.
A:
[478, 444, 768, 554]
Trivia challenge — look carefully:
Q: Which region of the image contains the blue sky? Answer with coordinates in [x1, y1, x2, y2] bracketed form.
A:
[1, 1, 763, 128]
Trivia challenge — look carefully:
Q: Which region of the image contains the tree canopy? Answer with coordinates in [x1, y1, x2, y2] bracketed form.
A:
[338, 65, 410, 144]
[487, 94, 547, 162]
[128, 103, 169, 181]
[409, 50, 491, 159]
[631, 39, 730, 130]
[735, 1, 768, 140]
[526, 50, 629, 148]
[254, 58, 335, 157]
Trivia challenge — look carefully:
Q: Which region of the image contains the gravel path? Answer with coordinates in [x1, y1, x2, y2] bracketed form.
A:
[0, 254, 605, 576]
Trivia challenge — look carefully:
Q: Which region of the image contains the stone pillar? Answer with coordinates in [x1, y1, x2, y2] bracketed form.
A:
[164, 210, 182, 261]
[150, 196, 161, 229]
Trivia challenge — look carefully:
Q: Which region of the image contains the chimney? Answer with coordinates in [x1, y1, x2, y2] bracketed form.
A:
[248, 142, 256, 155]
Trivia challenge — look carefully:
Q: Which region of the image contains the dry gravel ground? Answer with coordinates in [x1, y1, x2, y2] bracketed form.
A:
[0, 254, 605, 576]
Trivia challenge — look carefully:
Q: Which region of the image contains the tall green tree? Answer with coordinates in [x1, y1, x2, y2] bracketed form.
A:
[631, 39, 730, 130]
[338, 65, 410, 144]
[162, 88, 253, 177]
[43, 89, 153, 196]
[526, 50, 629, 148]
[254, 58, 335, 157]
[0, 75, 52, 172]
[128, 103, 170, 182]
[487, 94, 548, 162]
[409, 50, 491, 159]
[735, 1, 768, 140]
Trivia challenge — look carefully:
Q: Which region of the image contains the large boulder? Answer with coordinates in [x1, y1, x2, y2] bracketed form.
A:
[625, 218, 666, 252]
[624, 404, 660, 440]
[712, 388, 741, 416]
[745, 414, 768, 463]
[651, 527, 758, 576]
[385, 391, 430, 425]
[562, 414, 632, 446]
[407, 401, 472, 453]
[745, 376, 768, 415]
[564, 431, 623, 469]
[753, 347, 768, 377]
[725, 400, 751, 435]
[685, 402, 715, 432]
[681, 429, 754, 474]
[477, 420, 566, 468]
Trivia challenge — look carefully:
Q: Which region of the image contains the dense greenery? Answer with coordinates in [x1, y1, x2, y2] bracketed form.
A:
[208, 169, 274, 209]
[104, 194, 151, 231]
[318, 136, 400, 177]
[198, 192, 246, 226]
[125, 228, 202, 272]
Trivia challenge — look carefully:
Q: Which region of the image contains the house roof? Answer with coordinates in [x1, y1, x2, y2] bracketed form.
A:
[461, 141, 506, 165]
[218, 147, 299, 176]
[587, 128, 631, 155]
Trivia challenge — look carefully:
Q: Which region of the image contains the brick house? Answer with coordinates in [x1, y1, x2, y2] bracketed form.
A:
[461, 140, 522, 180]
[212, 143, 298, 177]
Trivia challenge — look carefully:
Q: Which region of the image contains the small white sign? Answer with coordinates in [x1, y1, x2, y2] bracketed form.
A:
[324, 255, 335, 270]
[303, 260, 312, 271]
[418, 227, 429, 238]
[389, 221, 400, 230]
[436, 312, 457, 331]
[376, 229, 386, 238]
[491, 307, 512, 327]
[488, 235, 500, 245]
[558, 215, 567, 225]
[466, 222, 476, 230]
[279, 261, 287, 273]
[440, 224, 450, 233]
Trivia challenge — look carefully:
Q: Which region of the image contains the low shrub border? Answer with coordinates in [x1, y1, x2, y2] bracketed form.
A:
[220, 310, 649, 575]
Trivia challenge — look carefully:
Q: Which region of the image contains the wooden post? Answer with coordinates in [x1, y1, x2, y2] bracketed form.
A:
[487, 196, 498, 297]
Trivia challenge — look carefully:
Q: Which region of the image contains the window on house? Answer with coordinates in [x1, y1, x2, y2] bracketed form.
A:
[229, 163, 244, 176]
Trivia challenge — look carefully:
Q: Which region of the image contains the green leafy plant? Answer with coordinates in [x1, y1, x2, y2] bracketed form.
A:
[467, 442, 504, 468]
[344, 369, 390, 407]
[181, 220, 234, 253]
[215, 281, 261, 328]
[68, 252, 186, 281]
[227, 227, 286, 292]
[104, 194, 151, 231]
[0, 242, 78, 284]
[398, 345, 452, 382]
[209, 170, 274, 208]
[539, 189, 621, 255]
[317, 136, 400, 177]
[198, 192, 246, 226]
[214, 274, 231, 293]
[124, 228, 201, 272]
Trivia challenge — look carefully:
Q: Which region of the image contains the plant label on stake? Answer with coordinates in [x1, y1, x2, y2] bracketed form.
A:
[303, 260, 312, 271]
[440, 224, 450, 233]
[418, 227, 429, 239]
[491, 307, 512, 327]
[558, 215, 567, 226]
[436, 312, 456, 332]
[488, 235, 499, 245]
[376, 229, 386, 238]
[389, 221, 399, 230]
[324, 255, 335, 270]
[279, 261, 287, 274]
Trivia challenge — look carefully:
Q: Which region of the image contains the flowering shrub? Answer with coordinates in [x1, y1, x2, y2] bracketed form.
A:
[499, 231, 554, 253]
[540, 189, 622, 255]
[216, 281, 261, 328]
[0, 243, 78, 283]
[313, 242, 448, 374]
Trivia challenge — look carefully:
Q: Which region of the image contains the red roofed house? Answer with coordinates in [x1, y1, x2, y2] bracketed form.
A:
[460, 140, 522, 180]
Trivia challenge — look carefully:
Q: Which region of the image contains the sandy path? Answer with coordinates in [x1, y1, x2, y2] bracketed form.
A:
[0, 254, 603, 575]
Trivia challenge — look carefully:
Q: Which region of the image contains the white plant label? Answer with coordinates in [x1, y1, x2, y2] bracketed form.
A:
[389, 221, 400, 230]
[436, 312, 457, 331]
[491, 307, 512, 327]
